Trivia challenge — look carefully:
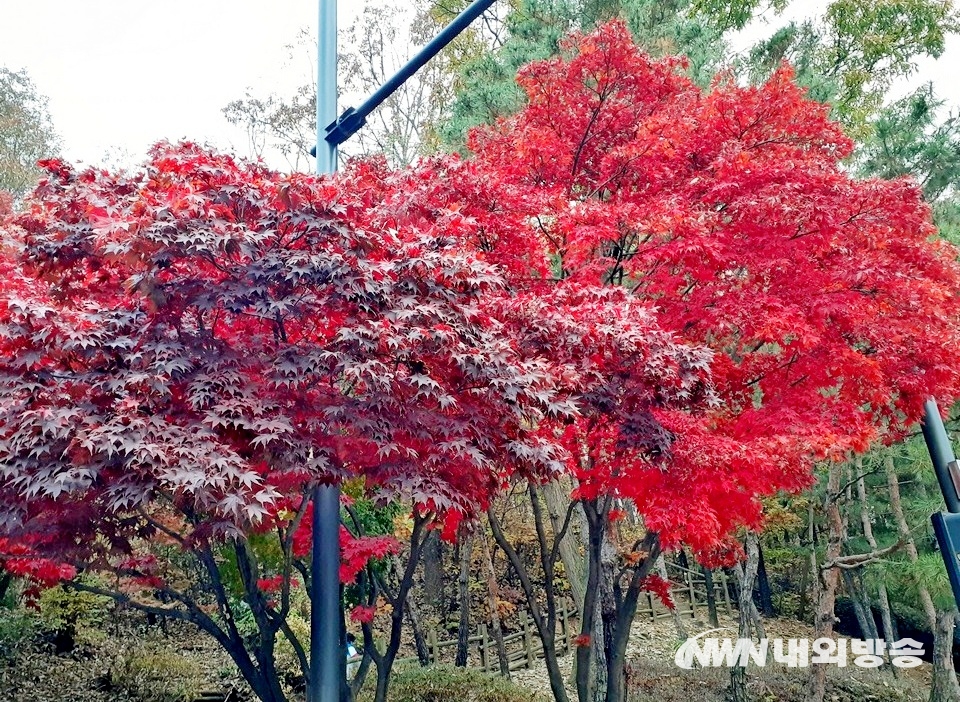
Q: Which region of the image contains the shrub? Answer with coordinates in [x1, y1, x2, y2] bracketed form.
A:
[357, 665, 549, 702]
[108, 643, 206, 702]
[0, 607, 35, 660]
[36, 582, 111, 652]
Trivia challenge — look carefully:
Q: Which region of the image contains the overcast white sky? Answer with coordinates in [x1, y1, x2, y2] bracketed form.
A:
[0, 0, 363, 169]
[1, 0, 958, 172]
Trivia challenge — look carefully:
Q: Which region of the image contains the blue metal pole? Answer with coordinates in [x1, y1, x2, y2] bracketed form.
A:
[323, 0, 497, 147]
[311, 3, 341, 702]
[922, 398, 960, 513]
[923, 398, 960, 611]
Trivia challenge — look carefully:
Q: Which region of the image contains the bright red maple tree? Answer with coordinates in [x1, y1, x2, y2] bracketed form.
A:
[381, 20, 960, 702]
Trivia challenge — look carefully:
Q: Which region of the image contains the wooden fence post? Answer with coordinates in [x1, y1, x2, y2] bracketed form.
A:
[647, 591, 656, 620]
[559, 599, 569, 654]
[522, 612, 535, 668]
[428, 627, 438, 665]
[479, 623, 489, 672]
[719, 569, 733, 615]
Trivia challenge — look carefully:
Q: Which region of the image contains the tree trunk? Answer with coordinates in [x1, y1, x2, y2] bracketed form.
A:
[369, 516, 430, 702]
[576, 500, 604, 702]
[423, 531, 442, 603]
[730, 532, 761, 702]
[856, 469, 897, 672]
[487, 499, 570, 702]
[455, 533, 474, 667]
[755, 545, 775, 616]
[598, 535, 616, 702]
[656, 554, 687, 640]
[405, 598, 430, 667]
[480, 531, 511, 678]
[605, 533, 660, 702]
[703, 566, 720, 627]
[543, 479, 591, 689]
[544, 479, 588, 611]
[807, 462, 843, 702]
[732, 562, 765, 639]
[930, 610, 960, 702]
[841, 567, 877, 641]
[886, 455, 938, 630]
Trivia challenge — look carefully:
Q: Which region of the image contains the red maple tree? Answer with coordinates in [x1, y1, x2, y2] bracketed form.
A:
[382, 20, 960, 702]
[0, 143, 575, 701]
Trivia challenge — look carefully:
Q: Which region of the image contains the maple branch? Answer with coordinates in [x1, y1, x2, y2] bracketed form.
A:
[487, 502, 546, 635]
[280, 487, 312, 554]
[278, 615, 310, 685]
[136, 507, 189, 547]
[548, 496, 579, 574]
[68, 578, 206, 628]
[569, 98, 606, 186]
[195, 542, 250, 654]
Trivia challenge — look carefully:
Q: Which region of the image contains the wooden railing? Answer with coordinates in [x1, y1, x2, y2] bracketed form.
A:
[399, 560, 737, 673]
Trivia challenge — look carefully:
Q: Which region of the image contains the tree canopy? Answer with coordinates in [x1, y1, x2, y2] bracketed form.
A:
[0, 67, 59, 201]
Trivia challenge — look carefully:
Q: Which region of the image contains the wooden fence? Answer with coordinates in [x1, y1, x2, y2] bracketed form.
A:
[402, 559, 737, 673]
[398, 599, 577, 673]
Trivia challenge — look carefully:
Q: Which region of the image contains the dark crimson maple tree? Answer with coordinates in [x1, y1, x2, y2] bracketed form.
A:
[0, 143, 581, 702]
[386, 20, 960, 702]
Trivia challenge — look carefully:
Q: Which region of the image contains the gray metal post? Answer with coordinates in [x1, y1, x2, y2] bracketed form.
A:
[316, 0, 338, 174]
[311, 3, 341, 702]
[306, 1, 497, 700]
[922, 398, 960, 513]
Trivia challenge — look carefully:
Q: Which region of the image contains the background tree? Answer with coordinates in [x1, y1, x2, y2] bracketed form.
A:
[439, 0, 738, 147]
[223, 0, 482, 168]
[0, 67, 59, 201]
[744, 0, 959, 137]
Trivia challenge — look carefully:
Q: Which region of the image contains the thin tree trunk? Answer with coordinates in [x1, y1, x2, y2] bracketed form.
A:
[404, 598, 430, 667]
[703, 566, 720, 627]
[543, 479, 589, 689]
[856, 469, 897, 673]
[605, 532, 660, 702]
[576, 499, 604, 702]
[598, 534, 616, 702]
[886, 455, 938, 630]
[807, 462, 843, 702]
[730, 532, 761, 702]
[455, 533, 474, 667]
[480, 531, 510, 678]
[423, 531, 442, 603]
[544, 479, 587, 611]
[840, 567, 877, 641]
[853, 567, 879, 640]
[487, 498, 570, 702]
[369, 516, 430, 702]
[732, 562, 765, 639]
[755, 545, 775, 616]
[930, 610, 960, 702]
[656, 554, 687, 640]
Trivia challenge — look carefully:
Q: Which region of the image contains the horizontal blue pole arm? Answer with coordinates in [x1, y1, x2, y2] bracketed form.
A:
[310, 0, 496, 156]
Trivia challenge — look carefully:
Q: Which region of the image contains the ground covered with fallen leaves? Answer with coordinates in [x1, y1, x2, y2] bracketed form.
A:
[0, 609, 935, 702]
